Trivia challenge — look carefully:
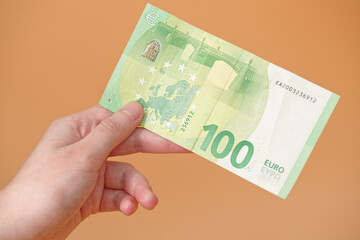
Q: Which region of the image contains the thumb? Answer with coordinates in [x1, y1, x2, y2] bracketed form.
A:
[76, 102, 143, 168]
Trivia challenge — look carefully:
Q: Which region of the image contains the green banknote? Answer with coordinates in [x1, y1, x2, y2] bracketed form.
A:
[100, 4, 339, 198]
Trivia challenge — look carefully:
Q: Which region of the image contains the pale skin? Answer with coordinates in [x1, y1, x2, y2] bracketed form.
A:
[0, 102, 188, 240]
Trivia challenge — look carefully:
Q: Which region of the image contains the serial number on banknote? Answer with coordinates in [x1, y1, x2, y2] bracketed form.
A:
[180, 111, 194, 132]
[275, 80, 317, 103]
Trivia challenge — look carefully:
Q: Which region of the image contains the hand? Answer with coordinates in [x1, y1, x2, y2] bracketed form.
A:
[0, 102, 188, 240]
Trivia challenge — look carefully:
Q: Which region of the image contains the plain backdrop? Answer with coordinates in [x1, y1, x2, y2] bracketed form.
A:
[0, 0, 359, 239]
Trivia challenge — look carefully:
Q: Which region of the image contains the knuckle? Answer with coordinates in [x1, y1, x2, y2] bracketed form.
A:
[99, 118, 126, 136]
[49, 118, 64, 129]
[99, 110, 134, 136]
[46, 116, 75, 136]
[49, 115, 75, 129]
[116, 110, 133, 126]
[47, 117, 69, 134]
[133, 131, 143, 153]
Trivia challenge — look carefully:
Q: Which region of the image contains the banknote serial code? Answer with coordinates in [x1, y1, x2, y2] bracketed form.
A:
[275, 81, 317, 103]
[180, 110, 195, 132]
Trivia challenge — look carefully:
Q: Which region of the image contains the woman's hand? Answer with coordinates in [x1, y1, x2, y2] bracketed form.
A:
[0, 102, 188, 240]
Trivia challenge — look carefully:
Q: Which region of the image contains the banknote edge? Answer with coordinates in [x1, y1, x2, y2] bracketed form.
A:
[278, 93, 340, 199]
[99, 3, 341, 198]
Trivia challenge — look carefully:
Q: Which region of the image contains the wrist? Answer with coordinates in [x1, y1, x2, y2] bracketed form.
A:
[0, 184, 43, 240]
[0, 185, 19, 240]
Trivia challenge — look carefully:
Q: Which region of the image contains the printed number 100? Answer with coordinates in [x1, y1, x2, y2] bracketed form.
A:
[200, 124, 254, 169]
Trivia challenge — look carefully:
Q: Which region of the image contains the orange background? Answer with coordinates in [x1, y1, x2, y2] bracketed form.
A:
[0, 0, 359, 239]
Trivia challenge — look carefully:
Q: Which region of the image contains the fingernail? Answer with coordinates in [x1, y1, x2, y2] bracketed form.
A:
[121, 102, 143, 121]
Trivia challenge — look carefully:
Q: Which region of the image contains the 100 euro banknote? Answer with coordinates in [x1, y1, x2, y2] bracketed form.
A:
[100, 4, 339, 198]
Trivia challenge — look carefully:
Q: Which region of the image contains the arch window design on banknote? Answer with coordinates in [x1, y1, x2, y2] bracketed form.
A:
[142, 40, 161, 62]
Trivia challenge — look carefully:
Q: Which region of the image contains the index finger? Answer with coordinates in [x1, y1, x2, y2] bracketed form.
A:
[110, 128, 190, 156]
